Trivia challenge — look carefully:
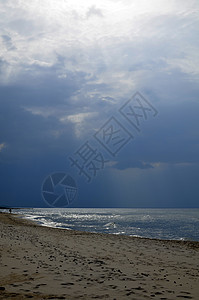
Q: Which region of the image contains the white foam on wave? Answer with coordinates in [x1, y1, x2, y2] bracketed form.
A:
[13, 208, 199, 241]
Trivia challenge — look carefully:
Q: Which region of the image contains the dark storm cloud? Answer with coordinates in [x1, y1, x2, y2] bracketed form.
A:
[110, 99, 199, 172]
[0, 82, 79, 164]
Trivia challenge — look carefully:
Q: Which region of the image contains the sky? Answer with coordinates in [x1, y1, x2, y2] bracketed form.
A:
[0, 0, 199, 208]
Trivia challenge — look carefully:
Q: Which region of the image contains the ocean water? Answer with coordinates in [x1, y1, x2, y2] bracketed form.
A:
[13, 208, 199, 242]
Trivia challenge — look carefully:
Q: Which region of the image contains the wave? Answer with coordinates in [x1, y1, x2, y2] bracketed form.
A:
[14, 208, 199, 241]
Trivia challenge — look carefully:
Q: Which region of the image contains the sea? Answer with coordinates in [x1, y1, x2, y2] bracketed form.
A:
[12, 208, 199, 242]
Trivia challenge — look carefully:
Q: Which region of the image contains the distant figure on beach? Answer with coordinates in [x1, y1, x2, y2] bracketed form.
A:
[9, 208, 12, 214]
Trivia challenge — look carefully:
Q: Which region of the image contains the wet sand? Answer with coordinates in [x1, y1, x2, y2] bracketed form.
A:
[0, 212, 199, 299]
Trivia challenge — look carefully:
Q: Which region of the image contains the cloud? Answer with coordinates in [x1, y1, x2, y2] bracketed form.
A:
[64, 112, 99, 138]
[1, 0, 198, 86]
[86, 6, 104, 18]
[0, 93, 77, 163]
[113, 160, 154, 170]
[1, 34, 16, 51]
[0, 143, 6, 152]
[112, 99, 199, 171]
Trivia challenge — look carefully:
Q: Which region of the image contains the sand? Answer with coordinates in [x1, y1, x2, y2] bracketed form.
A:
[0, 212, 199, 299]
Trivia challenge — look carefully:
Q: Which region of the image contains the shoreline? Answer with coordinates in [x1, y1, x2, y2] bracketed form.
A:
[14, 211, 199, 245]
[0, 212, 199, 299]
[5, 212, 199, 244]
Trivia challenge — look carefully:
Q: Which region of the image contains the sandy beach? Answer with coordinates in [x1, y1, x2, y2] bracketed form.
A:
[0, 212, 199, 299]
